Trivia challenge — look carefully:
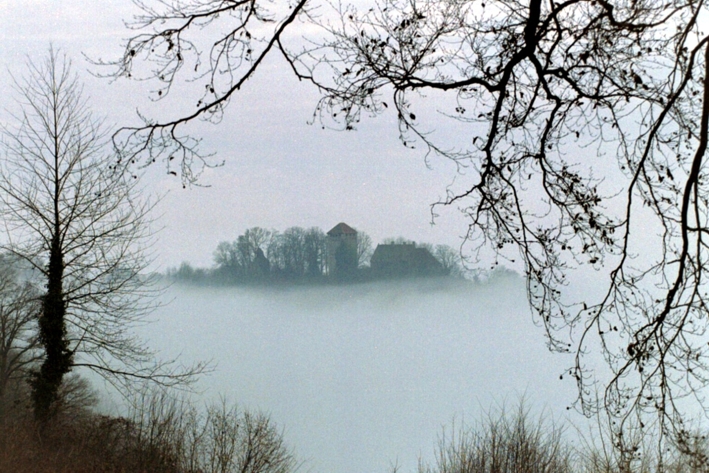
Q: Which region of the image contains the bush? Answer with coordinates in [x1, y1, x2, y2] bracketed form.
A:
[413, 402, 709, 473]
[126, 390, 298, 473]
[416, 403, 574, 473]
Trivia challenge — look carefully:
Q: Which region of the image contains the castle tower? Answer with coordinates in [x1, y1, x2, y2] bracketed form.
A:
[326, 222, 358, 276]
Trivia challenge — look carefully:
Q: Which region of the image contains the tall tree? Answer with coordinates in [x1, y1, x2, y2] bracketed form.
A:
[270, 227, 308, 280]
[434, 245, 464, 278]
[0, 49, 199, 424]
[303, 227, 327, 278]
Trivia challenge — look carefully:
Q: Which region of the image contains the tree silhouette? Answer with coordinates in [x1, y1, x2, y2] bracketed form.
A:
[0, 255, 40, 416]
[0, 49, 203, 424]
[103, 0, 311, 184]
[111, 0, 709, 447]
[304, 0, 709, 446]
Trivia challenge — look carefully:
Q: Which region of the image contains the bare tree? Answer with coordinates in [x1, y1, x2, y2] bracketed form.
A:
[434, 245, 463, 278]
[214, 227, 276, 283]
[127, 390, 298, 473]
[356, 229, 374, 268]
[300, 0, 709, 447]
[110, 0, 709, 451]
[99, 0, 311, 185]
[302, 227, 327, 278]
[0, 48, 202, 424]
[0, 254, 40, 416]
[269, 227, 310, 281]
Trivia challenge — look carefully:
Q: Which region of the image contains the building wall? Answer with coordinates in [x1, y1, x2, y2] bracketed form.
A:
[327, 233, 357, 275]
[370, 243, 444, 278]
[326, 227, 358, 276]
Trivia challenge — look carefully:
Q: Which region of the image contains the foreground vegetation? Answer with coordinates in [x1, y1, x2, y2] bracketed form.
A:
[0, 378, 297, 473]
[2, 374, 709, 473]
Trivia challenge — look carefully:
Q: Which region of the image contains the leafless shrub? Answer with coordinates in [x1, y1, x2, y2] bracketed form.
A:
[126, 389, 299, 473]
[578, 416, 661, 473]
[413, 399, 709, 473]
[417, 403, 574, 473]
[0, 385, 297, 473]
[578, 414, 709, 473]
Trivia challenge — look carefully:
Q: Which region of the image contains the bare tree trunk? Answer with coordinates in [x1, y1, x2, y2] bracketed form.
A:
[31, 234, 72, 424]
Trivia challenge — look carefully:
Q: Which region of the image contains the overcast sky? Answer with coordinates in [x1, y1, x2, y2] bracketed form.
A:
[0, 0, 473, 269]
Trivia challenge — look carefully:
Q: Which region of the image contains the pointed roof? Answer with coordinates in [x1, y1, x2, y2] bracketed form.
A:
[327, 222, 357, 236]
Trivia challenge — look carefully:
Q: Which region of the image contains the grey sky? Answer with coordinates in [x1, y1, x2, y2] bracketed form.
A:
[0, 0, 471, 269]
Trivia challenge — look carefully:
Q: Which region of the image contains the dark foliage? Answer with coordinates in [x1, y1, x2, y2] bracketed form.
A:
[170, 225, 461, 285]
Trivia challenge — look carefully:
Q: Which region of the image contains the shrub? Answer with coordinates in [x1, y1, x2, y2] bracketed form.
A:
[417, 403, 574, 473]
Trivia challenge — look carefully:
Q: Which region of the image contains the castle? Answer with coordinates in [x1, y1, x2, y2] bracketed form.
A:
[370, 242, 444, 278]
[326, 222, 358, 276]
[327, 222, 445, 279]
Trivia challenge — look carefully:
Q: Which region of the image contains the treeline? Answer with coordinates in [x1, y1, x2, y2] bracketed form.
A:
[167, 226, 464, 286]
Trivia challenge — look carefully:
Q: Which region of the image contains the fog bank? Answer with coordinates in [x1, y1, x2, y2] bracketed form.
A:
[138, 274, 581, 473]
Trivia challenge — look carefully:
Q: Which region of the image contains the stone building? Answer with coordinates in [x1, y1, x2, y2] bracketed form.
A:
[370, 242, 445, 279]
[326, 222, 358, 276]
